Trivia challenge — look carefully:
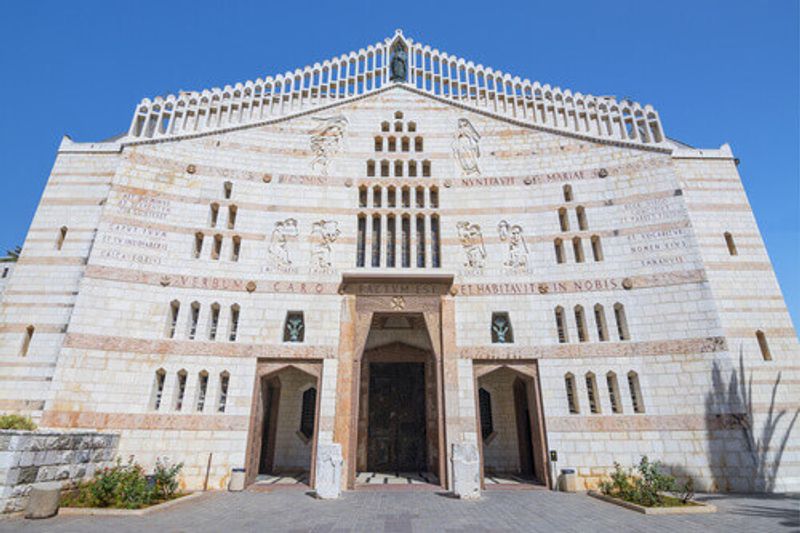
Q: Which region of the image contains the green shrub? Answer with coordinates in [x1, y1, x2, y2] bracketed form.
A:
[598, 456, 682, 507]
[0, 414, 37, 430]
[62, 457, 183, 509]
[152, 457, 183, 502]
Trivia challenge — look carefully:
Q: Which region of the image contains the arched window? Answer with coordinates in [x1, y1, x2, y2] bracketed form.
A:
[229, 304, 240, 341]
[387, 186, 397, 208]
[572, 237, 585, 263]
[366, 160, 376, 177]
[394, 121, 402, 132]
[394, 160, 403, 177]
[594, 304, 608, 341]
[209, 203, 219, 228]
[151, 369, 166, 410]
[725, 232, 738, 256]
[188, 302, 200, 340]
[211, 234, 223, 260]
[554, 238, 565, 264]
[194, 232, 204, 258]
[591, 235, 603, 262]
[386, 215, 397, 267]
[196, 370, 209, 412]
[374, 137, 383, 151]
[555, 306, 569, 343]
[299, 387, 317, 439]
[564, 373, 579, 414]
[756, 330, 772, 361]
[218, 371, 230, 412]
[20, 325, 34, 357]
[627, 371, 644, 413]
[227, 205, 238, 229]
[223, 181, 233, 199]
[574, 305, 588, 342]
[401, 137, 410, 152]
[174, 369, 188, 411]
[381, 121, 390, 132]
[56, 226, 68, 251]
[491, 312, 513, 343]
[394, 111, 404, 119]
[208, 303, 220, 340]
[614, 303, 630, 341]
[479, 388, 494, 438]
[372, 215, 382, 267]
[407, 121, 417, 132]
[414, 137, 423, 151]
[388, 137, 397, 152]
[416, 215, 426, 267]
[408, 160, 417, 177]
[563, 184, 573, 202]
[401, 216, 411, 268]
[558, 207, 569, 232]
[166, 300, 180, 339]
[380, 160, 390, 177]
[422, 160, 431, 177]
[231, 235, 241, 262]
[431, 215, 441, 268]
[585, 372, 600, 413]
[401, 186, 411, 208]
[415, 186, 425, 208]
[429, 186, 439, 208]
[607, 372, 622, 413]
[576, 205, 588, 230]
[373, 186, 382, 208]
[358, 186, 368, 208]
[356, 215, 366, 267]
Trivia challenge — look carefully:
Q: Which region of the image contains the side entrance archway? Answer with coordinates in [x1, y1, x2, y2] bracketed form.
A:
[474, 362, 549, 488]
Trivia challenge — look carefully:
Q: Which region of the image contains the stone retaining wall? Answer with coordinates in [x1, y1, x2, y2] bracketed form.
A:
[0, 430, 119, 513]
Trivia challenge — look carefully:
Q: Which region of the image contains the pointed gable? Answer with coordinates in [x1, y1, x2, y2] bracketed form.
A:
[127, 29, 664, 147]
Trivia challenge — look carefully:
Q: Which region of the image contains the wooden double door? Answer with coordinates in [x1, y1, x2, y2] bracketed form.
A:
[367, 362, 427, 473]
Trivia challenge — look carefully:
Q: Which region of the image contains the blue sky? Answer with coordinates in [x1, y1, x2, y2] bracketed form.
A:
[0, 0, 797, 327]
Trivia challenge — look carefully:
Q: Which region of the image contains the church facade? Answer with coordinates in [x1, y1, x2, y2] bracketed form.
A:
[1, 30, 798, 495]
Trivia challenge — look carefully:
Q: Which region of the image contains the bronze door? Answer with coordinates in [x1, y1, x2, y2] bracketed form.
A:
[367, 362, 427, 472]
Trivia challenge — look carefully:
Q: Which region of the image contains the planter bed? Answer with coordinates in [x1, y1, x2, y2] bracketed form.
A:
[588, 491, 717, 515]
[59, 491, 204, 516]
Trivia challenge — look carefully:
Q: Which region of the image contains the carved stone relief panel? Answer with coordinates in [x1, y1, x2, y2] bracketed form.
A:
[456, 221, 486, 271]
[310, 220, 341, 273]
[452, 118, 481, 176]
[497, 220, 529, 271]
[310, 115, 349, 175]
[267, 218, 299, 271]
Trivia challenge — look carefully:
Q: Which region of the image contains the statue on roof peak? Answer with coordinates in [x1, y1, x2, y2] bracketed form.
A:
[390, 42, 407, 83]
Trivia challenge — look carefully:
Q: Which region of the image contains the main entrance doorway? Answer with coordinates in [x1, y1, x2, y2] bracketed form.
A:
[354, 313, 442, 488]
[367, 362, 427, 472]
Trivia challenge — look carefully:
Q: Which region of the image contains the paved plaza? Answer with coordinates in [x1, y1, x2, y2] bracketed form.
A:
[1, 489, 797, 532]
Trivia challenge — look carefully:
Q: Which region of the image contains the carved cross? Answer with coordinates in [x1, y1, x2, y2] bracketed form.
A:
[390, 296, 405, 310]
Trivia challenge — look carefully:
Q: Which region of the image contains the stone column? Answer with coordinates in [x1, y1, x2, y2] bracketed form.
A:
[333, 296, 357, 489]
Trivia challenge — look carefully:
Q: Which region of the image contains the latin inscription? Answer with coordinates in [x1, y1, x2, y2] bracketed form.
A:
[117, 193, 171, 220]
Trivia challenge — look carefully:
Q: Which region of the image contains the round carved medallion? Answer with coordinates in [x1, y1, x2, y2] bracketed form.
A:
[622, 278, 633, 290]
[537, 284, 549, 294]
[262, 174, 272, 183]
[523, 177, 533, 185]
[444, 179, 453, 188]
[344, 178, 353, 187]
[246, 281, 257, 293]
[186, 164, 197, 174]
[598, 168, 608, 178]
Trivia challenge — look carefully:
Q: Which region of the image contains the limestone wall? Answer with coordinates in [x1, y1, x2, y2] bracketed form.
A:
[0, 86, 795, 493]
[0, 430, 119, 513]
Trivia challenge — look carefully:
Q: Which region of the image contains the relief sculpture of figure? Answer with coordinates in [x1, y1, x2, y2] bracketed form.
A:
[310, 220, 341, 271]
[452, 118, 481, 176]
[310, 115, 349, 175]
[492, 316, 510, 343]
[456, 221, 486, 269]
[268, 218, 299, 267]
[498, 220, 529, 269]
